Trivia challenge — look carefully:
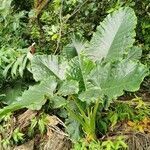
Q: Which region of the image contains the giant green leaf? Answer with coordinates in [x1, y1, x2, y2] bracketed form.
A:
[31, 55, 68, 81]
[1, 80, 27, 105]
[0, 77, 57, 117]
[79, 60, 148, 105]
[86, 7, 137, 61]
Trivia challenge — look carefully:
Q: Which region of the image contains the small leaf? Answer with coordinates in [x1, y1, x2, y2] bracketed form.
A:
[11, 56, 23, 78]
[3, 62, 14, 78]
[19, 54, 28, 77]
[51, 33, 58, 40]
[38, 119, 45, 134]
[110, 113, 118, 128]
[137, 125, 144, 133]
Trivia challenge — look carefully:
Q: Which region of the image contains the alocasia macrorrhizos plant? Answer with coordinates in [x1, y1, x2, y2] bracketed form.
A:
[0, 7, 148, 141]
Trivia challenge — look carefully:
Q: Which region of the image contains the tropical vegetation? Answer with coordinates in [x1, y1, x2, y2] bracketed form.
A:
[0, 0, 149, 149]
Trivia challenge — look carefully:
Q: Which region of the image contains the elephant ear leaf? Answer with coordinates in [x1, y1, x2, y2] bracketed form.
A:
[86, 7, 137, 61]
[31, 55, 68, 81]
[0, 77, 57, 117]
[80, 60, 148, 106]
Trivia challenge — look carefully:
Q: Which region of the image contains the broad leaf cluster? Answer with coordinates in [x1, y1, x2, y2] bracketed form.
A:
[0, 7, 148, 140]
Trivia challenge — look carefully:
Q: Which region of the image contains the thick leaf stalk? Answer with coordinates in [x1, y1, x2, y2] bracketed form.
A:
[67, 97, 100, 141]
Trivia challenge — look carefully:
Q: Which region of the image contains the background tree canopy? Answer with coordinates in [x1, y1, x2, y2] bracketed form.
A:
[12, 0, 150, 54]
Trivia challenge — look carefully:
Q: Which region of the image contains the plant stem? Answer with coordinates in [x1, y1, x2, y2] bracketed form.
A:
[87, 100, 99, 141]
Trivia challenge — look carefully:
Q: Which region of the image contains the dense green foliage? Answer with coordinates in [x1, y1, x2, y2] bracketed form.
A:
[0, 0, 149, 149]
[0, 0, 30, 89]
